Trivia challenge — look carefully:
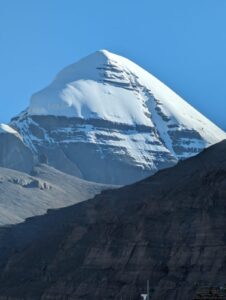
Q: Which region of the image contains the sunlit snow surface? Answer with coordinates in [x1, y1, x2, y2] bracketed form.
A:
[29, 50, 225, 148]
[0, 124, 20, 136]
[11, 50, 226, 180]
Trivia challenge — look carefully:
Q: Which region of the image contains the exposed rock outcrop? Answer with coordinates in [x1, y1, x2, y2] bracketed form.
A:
[0, 124, 34, 173]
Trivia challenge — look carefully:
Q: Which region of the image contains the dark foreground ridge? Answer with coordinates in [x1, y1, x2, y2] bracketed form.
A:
[0, 140, 226, 299]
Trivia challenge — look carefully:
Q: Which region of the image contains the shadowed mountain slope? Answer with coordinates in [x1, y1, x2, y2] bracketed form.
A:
[0, 140, 226, 299]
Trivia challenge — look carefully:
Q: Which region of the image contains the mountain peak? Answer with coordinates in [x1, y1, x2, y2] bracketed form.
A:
[96, 49, 114, 57]
[88, 49, 124, 62]
[10, 50, 226, 184]
[27, 50, 225, 138]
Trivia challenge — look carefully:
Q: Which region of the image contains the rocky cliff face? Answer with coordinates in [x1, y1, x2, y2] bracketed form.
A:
[0, 141, 226, 300]
[11, 114, 176, 184]
[9, 50, 226, 184]
[0, 124, 34, 173]
[0, 125, 110, 226]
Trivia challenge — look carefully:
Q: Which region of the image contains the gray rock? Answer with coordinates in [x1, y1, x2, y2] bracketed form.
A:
[0, 140, 226, 299]
[10, 115, 178, 185]
[0, 125, 34, 173]
[0, 164, 111, 226]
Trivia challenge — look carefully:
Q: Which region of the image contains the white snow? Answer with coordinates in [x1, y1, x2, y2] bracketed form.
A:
[28, 49, 226, 149]
[29, 50, 153, 126]
[0, 124, 20, 137]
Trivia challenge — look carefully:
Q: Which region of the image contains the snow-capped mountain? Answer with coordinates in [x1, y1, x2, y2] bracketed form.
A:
[10, 50, 226, 184]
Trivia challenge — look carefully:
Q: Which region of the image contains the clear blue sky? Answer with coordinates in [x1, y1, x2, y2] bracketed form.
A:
[0, 0, 226, 129]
